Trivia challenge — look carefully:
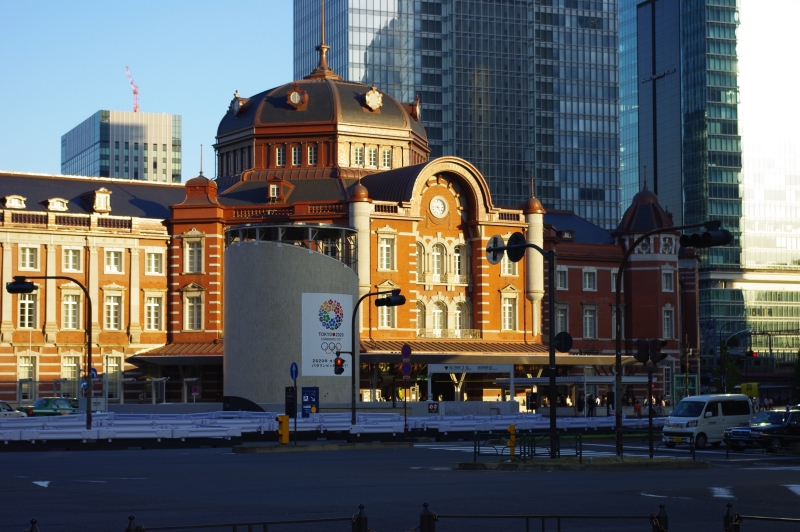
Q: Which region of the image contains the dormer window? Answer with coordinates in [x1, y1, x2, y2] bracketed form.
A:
[4, 195, 26, 209]
[46, 198, 69, 212]
[269, 184, 279, 199]
[560, 230, 574, 240]
[84, 188, 111, 214]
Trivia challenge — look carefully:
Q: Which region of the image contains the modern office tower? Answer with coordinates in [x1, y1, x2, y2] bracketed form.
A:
[620, 0, 800, 366]
[61, 110, 182, 183]
[294, 0, 621, 229]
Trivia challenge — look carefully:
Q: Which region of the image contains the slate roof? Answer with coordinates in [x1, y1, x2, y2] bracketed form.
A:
[0, 171, 186, 219]
[218, 178, 355, 206]
[359, 163, 428, 203]
[544, 210, 614, 245]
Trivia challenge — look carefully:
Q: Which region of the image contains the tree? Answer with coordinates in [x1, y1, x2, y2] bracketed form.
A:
[713, 344, 741, 393]
[792, 349, 800, 400]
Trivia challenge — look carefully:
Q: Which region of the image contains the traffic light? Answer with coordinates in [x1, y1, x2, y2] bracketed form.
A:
[649, 338, 669, 364]
[679, 230, 732, 248]
[276, 414, 289, 445]
[333, 354, 345, 375]
[634, 338, 650, 364]
[5, 276, 37, 294]
[746, 350, 756, 357]
[375, 289, 406, 307]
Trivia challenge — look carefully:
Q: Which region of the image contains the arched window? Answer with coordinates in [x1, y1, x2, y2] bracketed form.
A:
[454, 245, 466, 279]
[432, 302, 446, 337]
[432, 244, 445, 282]
[454, 302, 468, 337]
[416, 301, 426, 332]
[416, 243, 425, 281]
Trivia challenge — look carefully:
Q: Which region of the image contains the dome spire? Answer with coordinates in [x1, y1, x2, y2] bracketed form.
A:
[306, 0, 342, 80]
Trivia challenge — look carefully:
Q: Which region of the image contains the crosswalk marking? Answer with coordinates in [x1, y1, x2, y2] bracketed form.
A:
[709, 487, 736, 499]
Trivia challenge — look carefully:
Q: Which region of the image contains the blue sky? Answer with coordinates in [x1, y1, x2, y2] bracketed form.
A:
[0, 1, 294, 180]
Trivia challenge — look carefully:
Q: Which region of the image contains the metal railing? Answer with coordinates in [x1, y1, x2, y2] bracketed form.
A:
[19, 502, 800, 532]
[472, 431, 583, 463]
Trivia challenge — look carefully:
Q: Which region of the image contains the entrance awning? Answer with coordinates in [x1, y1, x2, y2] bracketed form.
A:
[127, 342, 224, 367]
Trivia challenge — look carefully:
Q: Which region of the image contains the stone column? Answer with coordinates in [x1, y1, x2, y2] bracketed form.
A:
[44, 244, 59, 343]
[525, 209, 545, 337]
[128, 248, 142, 343]
[1, 242, 14, 342]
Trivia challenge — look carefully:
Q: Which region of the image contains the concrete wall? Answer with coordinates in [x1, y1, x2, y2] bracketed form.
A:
[224, 240, 358, 404]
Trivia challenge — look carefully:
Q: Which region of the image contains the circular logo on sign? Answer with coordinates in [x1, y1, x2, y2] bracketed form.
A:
[319, 299, 344, 330]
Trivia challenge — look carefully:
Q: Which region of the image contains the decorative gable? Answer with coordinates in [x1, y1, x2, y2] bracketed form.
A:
[81, 188, 112, 214]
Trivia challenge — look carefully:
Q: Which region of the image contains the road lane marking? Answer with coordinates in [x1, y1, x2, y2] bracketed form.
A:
[784, 485, 800, 497]
[76, 480, 107, 483]
[710, 487, 736, 499]
[640, 491, 692, 500]
[32, 481, 49, 488]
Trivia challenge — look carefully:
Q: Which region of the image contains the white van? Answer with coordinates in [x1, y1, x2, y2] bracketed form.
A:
[661, 394, 753, 449]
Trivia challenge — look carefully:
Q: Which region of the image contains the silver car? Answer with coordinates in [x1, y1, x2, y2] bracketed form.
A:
[0, 401, 25, 418]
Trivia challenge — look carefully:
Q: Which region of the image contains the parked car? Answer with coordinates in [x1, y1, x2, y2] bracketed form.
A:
[0, 401, 25, 418]
[724, 408, 800, 453]
[16, 397, 81, 417]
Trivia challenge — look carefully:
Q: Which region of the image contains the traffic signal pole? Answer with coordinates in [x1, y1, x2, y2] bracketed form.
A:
[613, 221, 722, 458]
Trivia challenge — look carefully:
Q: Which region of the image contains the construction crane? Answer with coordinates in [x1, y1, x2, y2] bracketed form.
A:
[125, 66, 140, 112]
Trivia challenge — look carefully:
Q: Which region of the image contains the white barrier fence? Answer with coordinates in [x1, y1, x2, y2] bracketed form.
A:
[0, 411, 665, 444]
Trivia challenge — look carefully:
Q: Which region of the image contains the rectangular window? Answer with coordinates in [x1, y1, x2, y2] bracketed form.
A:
[556, 268, 568, 290]
[583, 306, 597, 339]
[378, 237, 395, 270]
[105, 296, 121, 330]
[501, 254, 517, 276]
[19, 293, 36, 328]
[368, 148, 377, 167]
[354, 147, 364, 166]
[145, 252, 163, 274]
[501, 297, 517, 330]
[105, 250, 123, 273]
[555, 306, 568, 335]
[378, 305, 395, 328]
[611, 307, 623, 339]
[663, 366, 673, 397]
[145, 297, 162, 331]
[62, 294, 79, 330]
[276, 147, 286, 166]
[662, 308, 674, 339]
[611, 271, 623, 292]
[63, 248, 81, 272]
[308, 145, 318, 166]
[662, 271, 674, 292]
[106, 355, 122, 400]
[187, 242, 203, 273]
[292, 146, 301, 166]
[269, 184, 279, 198]
[20, 246, 38, 270]
[583, 269, 597, 291]
[187, 296, 202, 330]
[382, 149, 391, 168]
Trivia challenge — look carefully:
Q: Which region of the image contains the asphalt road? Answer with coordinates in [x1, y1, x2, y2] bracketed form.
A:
[1, 441, 799, 532]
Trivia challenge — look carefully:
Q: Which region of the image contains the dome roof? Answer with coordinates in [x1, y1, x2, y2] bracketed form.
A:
[615, 185, 672, 234]
[217, 79, 427, 141]
[349, 181, 369, 201]
[522, 195, 545, 215]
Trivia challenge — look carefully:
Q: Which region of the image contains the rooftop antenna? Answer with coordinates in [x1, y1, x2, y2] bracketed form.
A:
[643, 166, 648, 190]
[200, 145, 204, 176]
[125, 66, 140, 112]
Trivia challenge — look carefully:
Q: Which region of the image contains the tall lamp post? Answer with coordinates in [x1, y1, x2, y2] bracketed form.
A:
[7, 275, 93, 430]
[336, 288, 406, 426]
[613, 220, 731, 457]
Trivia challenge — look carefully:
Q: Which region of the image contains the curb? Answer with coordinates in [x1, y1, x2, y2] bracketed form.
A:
[233, 442, 414, 453]
[453, 459, 711, 471]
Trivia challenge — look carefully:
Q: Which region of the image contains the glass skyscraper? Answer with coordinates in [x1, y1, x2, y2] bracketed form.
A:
[61, 110, 182, 183]
[294, 0, 621, 229]
[620, 0, 800, 367]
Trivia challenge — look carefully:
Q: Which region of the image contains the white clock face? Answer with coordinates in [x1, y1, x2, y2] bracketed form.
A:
[290, 91, 301, 104]
[430, 197, 447, 218]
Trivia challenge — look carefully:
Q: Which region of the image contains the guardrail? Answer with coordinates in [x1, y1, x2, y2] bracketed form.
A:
[472, 431, 584, 463]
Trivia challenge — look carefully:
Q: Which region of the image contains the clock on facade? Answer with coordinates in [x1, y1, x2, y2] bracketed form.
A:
[365, 86, 383, 111]
[429, 196, 447, 218]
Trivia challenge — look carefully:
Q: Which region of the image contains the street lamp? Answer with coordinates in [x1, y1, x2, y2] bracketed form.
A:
[339, 288, 406, 426]
[613, 221, 732, 458]
[6, 275, 93, 430]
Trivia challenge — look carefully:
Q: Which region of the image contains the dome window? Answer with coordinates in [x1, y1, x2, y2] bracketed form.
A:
[286, 85, 308, 110]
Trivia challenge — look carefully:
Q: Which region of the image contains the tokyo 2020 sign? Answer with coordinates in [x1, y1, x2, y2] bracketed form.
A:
[302, 293, 353, 377]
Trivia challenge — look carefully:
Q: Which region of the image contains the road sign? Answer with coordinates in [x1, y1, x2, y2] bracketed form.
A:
[191, 385, 200, 395]
[301, 386, 319, 418]
[285, 386, 297, 419]
[89, 367, 98, 379]
[401, 361, 412, 377]
[401, 344, 411, 359]
[80, 381, 88, 389]
[290, 362, 298, 381]
[506, 232, 526, 263]
[427, 402, 439, 414]
[486, 234, 504, 265]
[554, 331, 574, 353]
[427, 364, 512, 374]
